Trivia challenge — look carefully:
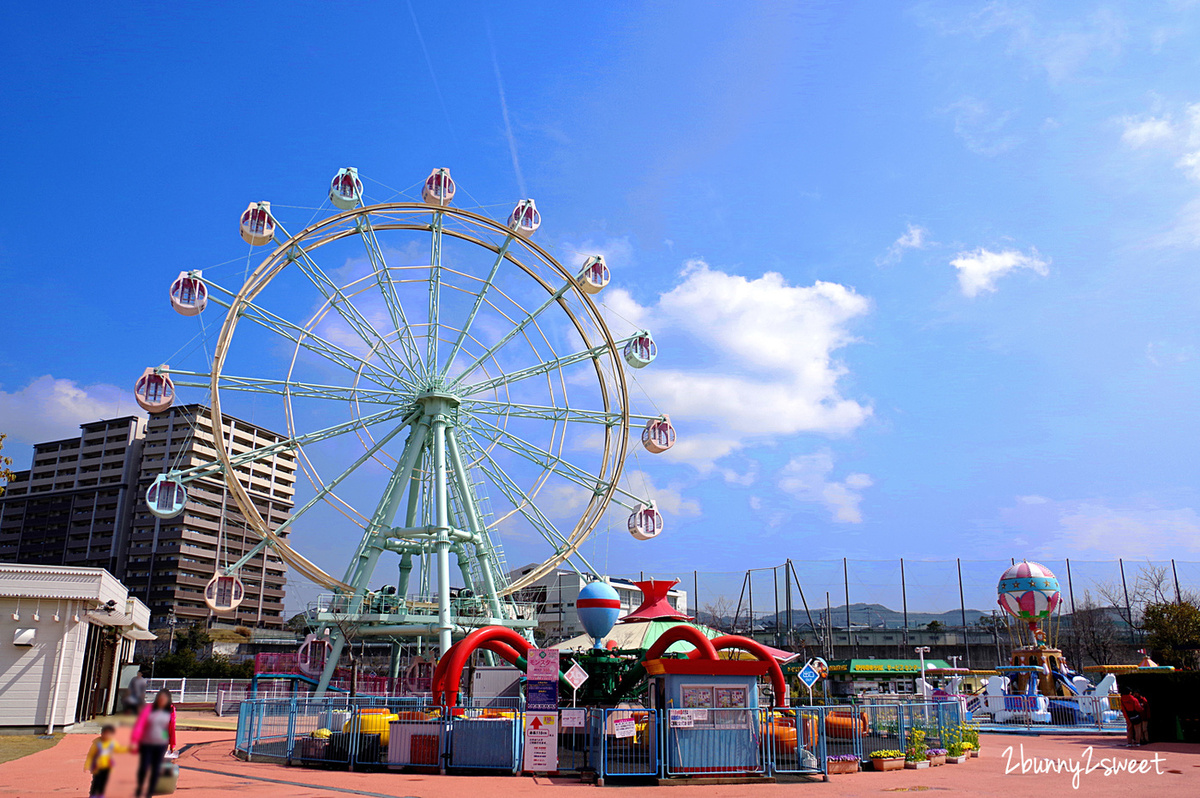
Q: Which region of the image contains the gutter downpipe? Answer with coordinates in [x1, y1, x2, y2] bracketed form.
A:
[46, 600, 74, 734]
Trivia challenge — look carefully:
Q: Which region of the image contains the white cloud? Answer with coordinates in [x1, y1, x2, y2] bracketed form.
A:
[602, 260, 871, 469]
[524, 468, 700, 526]
[1118, 102, 1200, 181]
[877, 224, 930, 266]
[1017, 494, 1049, 505]
[950, 247, 1050, 298]
[996, 496, 1200, 559]
[777, 451, 873, 524]
[0, 376, 137, 454]
[1120, 115, 1175, 148]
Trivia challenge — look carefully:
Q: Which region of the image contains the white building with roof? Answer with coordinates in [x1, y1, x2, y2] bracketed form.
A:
[0, 563, 153, 731]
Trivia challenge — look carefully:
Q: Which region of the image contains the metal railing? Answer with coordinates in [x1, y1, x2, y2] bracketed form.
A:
[233, 698, 962, 778]
[663, 707, 764, 777]
[590, 708, 658, 782]
[974, 692, 1123, 732]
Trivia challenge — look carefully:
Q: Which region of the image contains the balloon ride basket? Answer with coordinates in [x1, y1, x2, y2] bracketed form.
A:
[1006, 647, 1072, 696]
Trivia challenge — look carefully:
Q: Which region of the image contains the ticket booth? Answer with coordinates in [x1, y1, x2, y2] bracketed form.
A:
[648, 657, 769, 775]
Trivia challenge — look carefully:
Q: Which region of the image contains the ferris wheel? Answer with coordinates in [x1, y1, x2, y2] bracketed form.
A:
[135, 166, 675, 676]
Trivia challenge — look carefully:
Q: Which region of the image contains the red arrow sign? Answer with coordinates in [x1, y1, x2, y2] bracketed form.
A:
[531, 717, 543, 729]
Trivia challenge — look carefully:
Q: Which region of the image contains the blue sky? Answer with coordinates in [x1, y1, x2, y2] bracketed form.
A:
[3, 2, 1200, 612]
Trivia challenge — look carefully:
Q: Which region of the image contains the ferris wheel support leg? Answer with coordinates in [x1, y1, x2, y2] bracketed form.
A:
[431, 417, 454, 657]
[445, 427, 505, 621]
[342, 419, 429, 589]
[315, 632, 348, 698]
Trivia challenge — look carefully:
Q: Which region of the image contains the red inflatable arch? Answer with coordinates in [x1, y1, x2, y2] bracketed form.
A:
[432, 626, 532, 706]
[686, 634, 789, 707]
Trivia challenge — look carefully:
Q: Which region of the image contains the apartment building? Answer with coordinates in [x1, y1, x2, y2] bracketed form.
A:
[0, 405, 295, 629]
[126, 404, 294, 628]
[0, 416, 146, 574]
[508, 564, 688, 644]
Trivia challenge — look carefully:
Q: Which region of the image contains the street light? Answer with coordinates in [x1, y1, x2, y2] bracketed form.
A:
[914, 646, 931, 693]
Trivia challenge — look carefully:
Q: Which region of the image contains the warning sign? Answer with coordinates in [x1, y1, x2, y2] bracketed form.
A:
[613, 718, 636, 739]
[523, 713, 558, 772]
[668, 709, 694, 728]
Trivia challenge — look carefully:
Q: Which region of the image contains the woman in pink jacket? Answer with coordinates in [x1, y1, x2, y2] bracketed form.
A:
[131, 689, 177, 797]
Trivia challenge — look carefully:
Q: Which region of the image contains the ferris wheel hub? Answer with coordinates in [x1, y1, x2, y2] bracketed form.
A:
[414, 389, 460, 413]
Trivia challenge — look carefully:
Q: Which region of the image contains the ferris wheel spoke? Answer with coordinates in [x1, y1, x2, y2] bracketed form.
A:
[464, 414, 646, 511]
[427, 211, 444, 375]
[458, 333, 640, 398]
[166, 369, 405, 405]
[464, 399, 635, 426]
[169, 405, 417, 486]
[275, 221, 419, 384]
[448, 274, 579, 390]
[268, 415, 419, 542]
[457, 430, 597, 573]
[204, 277, 406, 391]
[358, 217, 425, 375]
[441, 232, 516, 376]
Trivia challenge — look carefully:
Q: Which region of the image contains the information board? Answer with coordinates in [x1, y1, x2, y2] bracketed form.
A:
[523, 713, 558, 772]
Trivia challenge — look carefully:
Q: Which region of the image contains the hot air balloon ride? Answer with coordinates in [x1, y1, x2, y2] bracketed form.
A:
[997, 560, 1062, 644]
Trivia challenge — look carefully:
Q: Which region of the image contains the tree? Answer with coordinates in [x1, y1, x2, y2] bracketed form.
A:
[925, 620, 944, 632]
[1142, 601, 1200, 670]
[700, 596, 736, 633]
[1062, 592, 1122, 667]
[174, 623, 212, 656]
[0, 434, 16, 497]
[285, 612, 312, 634]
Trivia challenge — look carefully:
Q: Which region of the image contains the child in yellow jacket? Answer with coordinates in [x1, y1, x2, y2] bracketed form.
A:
[84, 725, 127, 798]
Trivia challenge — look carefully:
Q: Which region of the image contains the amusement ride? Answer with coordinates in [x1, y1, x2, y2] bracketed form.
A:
[136, 166, 677, 693]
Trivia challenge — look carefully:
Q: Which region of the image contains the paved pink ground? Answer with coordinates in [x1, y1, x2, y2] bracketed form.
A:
[1, 730, 1197, 797]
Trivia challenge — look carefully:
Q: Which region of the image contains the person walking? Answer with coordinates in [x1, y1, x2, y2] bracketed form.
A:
[83, 724, 127, 798]
[124, 669, 147, 715]
[132, 689, 176, 797]
[1118, 686, 1142, 747]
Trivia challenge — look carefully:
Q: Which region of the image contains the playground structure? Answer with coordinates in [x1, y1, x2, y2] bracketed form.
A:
[138, 166, 677, 693]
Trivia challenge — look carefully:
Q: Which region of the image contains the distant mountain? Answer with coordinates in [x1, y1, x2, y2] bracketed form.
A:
[698, 602, 993, 631]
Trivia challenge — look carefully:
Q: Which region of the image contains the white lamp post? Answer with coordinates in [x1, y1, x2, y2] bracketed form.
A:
[914, 645, 930, 694]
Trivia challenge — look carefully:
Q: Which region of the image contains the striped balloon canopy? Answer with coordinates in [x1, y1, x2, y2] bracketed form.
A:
[997, 561, 1061, 630]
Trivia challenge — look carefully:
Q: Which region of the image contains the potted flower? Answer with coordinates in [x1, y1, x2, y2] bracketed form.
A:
[945, 740, 969, 764]
[904, 728, 929, 769]
[868, 750, 905, 772]
[826, 754, 860, 775]
[927, 748, 947, 766]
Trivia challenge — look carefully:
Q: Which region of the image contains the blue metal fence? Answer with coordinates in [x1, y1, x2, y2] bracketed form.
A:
[233, 698, 961, 779]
